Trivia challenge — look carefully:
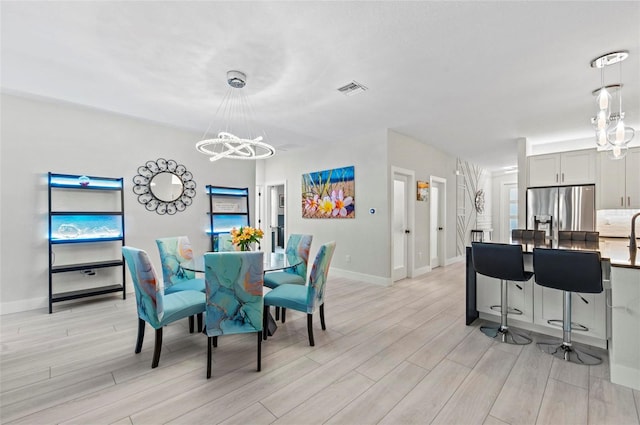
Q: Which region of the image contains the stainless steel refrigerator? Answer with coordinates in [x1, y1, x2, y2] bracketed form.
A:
[526, 185, 596, 240]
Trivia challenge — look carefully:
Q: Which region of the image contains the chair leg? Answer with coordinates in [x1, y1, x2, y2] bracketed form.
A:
[263, 306, 269, 340]
[212, 336, 218, 347]
[480, 279, 531, 345]
[275, 306, 280, 321]
[320, 304, 326, 330]
[197, 313, 203, 333]
[135, 318, 145, 353]
[189, 316, 194, 333]
[307, 313, 315, 346]
[282, 308, 287, 323]
[207, 336, 213, 379]
[151, 328, 163, 368]
[257, 331, 262, 372]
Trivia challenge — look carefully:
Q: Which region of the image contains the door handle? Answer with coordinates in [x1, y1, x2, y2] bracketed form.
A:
[404, 229, 410, 234]
[438, 227, 444, 230]
[621, 197, 624, 207]
[628, 196, 631, 207]
[561, 172, 564, 182]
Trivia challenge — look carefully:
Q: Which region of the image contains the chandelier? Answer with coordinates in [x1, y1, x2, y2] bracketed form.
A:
[196, 70, 275, 161]
[590, 51, 635, 160]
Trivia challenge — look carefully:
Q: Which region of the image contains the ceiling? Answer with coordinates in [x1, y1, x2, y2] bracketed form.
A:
[2, 1, 639, 171]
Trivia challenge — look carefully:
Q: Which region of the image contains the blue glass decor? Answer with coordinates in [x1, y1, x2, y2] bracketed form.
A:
[78, 176, 91, 187]
[51, 215, 123, 241]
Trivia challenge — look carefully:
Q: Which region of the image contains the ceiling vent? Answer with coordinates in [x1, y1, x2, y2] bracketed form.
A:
[337, 80, 368, 96]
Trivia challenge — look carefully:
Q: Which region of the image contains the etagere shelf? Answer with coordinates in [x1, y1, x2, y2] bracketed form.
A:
[48, 172, 126, 313]
[206, 185, 250, 251]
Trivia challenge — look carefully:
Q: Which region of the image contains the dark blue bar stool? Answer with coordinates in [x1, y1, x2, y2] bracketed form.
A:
[471, 242, 534, 345]
[533, 248, 603, 365]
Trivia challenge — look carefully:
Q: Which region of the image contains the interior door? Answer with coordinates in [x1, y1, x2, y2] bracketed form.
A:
[393, 174, 408, 281]
[430, 178, 446, 268]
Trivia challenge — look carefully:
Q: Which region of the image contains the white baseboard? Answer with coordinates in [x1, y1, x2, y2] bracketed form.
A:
[610, 363, 640, 391]
[330, 267, 392, 286]
[446, 255, 464, 266]
[1, 296, 48, 315]
[412, 265, 431, 277]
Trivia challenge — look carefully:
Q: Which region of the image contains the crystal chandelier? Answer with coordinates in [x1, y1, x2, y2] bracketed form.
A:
[196, 70, 275, 161]
[590, 51, 635, 160]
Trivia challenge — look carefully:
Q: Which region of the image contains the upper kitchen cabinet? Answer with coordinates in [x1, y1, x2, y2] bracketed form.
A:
[598, 147, 640, 209]
[528, 150, 596, 187]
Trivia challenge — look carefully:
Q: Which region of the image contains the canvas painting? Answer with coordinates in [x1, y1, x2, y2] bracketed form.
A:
[302, 166, 355, 218]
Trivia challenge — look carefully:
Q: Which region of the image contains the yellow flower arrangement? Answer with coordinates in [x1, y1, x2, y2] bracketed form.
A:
[230, 226, 264, 251]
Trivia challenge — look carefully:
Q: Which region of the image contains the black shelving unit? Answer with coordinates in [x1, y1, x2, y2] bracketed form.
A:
[48, 172, 126, 313]
[206, 185, 250, 251]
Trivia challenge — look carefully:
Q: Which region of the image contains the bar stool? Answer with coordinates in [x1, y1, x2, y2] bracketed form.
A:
[532, 248, 603, 365]
[471, 242, 534, 345]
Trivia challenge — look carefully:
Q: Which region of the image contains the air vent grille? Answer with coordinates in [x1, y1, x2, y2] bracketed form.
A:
[337, 81, 368, 96]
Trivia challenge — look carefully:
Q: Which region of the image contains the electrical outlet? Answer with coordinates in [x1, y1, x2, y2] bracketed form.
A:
[345, 254, 351, 263]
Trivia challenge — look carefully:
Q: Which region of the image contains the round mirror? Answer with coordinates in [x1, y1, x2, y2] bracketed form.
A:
[132, 158, 196, 215]
[150, 172, 184, 202]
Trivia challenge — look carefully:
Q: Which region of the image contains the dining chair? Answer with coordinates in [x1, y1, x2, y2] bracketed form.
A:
[156, 236, 205, 294]
[264, 234, 313, 321]
[122, 246, 206, 369]
[264, 234, 313, 288]
[204, 251, 264, 379]
[263, 241, 336, 346]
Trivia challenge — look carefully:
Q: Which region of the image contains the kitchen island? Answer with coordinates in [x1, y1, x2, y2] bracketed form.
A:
[465, 237, 639, 390]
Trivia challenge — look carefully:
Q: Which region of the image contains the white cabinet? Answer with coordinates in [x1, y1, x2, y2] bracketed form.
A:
[528, 150, 596, 187]
[476, 275, 534, 324]
[609, 267, 640, 391]
[533, 284, 607, 341]
[598, 147, 640, 209]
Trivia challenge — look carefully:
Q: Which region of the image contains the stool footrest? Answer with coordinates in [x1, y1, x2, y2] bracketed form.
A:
[546, 319, 589, 332]
[490, 305, 523, 315]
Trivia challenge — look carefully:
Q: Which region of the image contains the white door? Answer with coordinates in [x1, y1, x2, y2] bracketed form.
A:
[393, 174, 408, 281]
[430, 178, 446, 268]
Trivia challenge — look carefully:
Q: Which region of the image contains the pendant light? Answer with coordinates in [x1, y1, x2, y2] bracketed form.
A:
[590, 51, 635, 159]
[196, 70, 275, 161]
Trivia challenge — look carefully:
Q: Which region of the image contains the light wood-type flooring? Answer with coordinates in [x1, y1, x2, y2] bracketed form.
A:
[1, 262, 639, 424]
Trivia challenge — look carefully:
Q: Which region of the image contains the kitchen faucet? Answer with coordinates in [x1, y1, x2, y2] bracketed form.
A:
[631, 211, 640, 252]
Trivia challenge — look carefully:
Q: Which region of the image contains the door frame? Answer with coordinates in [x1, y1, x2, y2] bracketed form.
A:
[429, 176, 446, 269]
[391, 166, 415, 280]
[261, 180, 286, 254]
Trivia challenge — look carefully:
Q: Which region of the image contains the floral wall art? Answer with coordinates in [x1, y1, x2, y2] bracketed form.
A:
[302, 165, 355, 218]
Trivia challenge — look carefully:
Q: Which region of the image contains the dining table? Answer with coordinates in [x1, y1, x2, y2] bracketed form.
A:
[181, 251, 302, 336]
[181, 251, 302, 274]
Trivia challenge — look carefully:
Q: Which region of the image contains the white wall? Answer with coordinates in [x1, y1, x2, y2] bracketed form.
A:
[260, 129, 390, 285]
[0, 93, 256, 313]
[387, 130, 460, 265]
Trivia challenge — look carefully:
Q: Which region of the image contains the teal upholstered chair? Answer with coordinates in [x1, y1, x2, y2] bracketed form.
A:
[156, 236, 205, 294]
[263, 241, 336, 346]
[264, 234, 313, 288]
[204, 251, 264, 379]
[122, 246, 206, 368]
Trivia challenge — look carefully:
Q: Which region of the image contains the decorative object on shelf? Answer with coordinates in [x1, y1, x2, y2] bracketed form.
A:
[78, 175, 90, 187]
[231, 226, 264, 251]
[132, 158, 196, 215]
[206, 186, 250, 251]
[195, 70, 276, 161]
[302, 165, 355, 219]
[590, 50, 635, 160]
[474, 189, 485, 214]
[417, 180, 429, 202]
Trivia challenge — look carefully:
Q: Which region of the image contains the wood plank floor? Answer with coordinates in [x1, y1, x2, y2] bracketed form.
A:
[2, 262, 639, 424]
